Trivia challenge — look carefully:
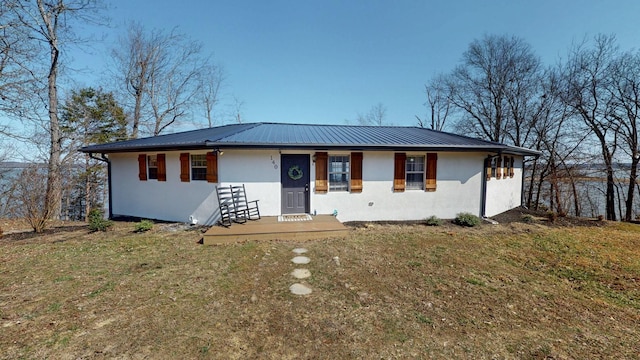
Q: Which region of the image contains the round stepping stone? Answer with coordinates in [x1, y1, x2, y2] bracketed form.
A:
[291, 268, 311, 279]
[291, 256, 310, 264]
[289, 283, 312, 295]
[292, 248, 308, 255]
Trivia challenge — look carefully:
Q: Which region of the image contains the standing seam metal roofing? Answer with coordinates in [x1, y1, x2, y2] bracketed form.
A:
[79, 122, 540, 156]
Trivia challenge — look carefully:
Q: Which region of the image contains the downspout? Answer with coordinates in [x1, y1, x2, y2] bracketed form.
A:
[89, 152, 112, 219]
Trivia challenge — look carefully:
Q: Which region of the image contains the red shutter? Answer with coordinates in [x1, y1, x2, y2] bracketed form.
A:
[315, 152, 328, 193]
[157, 154, 166, 181]
[180, 153, 190, 182]
[504, 156, 510, 179]
[510, 156, 515, 178]
[393, 153, 406, 192]
[138, 154, 147, 181]
[206, 152, 218, 183]
[425, 153, 437, 192]
[496, 156, 502, 179]
[350, 152, 363, 193]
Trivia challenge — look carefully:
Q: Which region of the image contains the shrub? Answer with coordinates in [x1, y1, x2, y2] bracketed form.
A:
[135, 219, 154, 233]
[521, 214, 535, 223]
[453, 212, 481, 227]
[88, 209, 113, 232]
[598, 214, 605, 221]
[546, 211, 558, 223]
[425, 215, 442, 226]
[0, 225, 3, 238]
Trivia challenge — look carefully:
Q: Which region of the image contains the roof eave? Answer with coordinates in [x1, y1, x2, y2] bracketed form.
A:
[79, 142, 541, 156]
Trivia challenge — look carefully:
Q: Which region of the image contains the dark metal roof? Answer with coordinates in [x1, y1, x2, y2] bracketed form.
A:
[80, 122, 540, 156]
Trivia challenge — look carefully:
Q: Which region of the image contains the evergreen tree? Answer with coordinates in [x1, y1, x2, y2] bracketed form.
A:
[61, 88, 127, 220]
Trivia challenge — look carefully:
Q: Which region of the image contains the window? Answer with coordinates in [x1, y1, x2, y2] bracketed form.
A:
[405, 155, 425, 190]
[148, 155, 158, 180]
[329, 155, 350, 191]
[490, 157, 497, 179]
[138, 153, 165, 181]
[506, 156, 515, 178]
[191, 154, 207, 181]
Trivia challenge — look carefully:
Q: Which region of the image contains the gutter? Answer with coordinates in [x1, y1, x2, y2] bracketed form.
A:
[89, 153, 113, 219]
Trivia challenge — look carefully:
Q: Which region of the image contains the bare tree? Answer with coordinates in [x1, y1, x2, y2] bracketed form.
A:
[2, 0, 105, 231]
[228, 95, 245, 124]
[526, 68, 587, 214]
[198, 63, 225, 128]
[112, 22, 213, 137]
[0, 3, 34, 116]
[561, 35, 619, 220]
[418, 74, 451, 131]
[447, 34, 542, 144]
[357, 102, 387, 126]
[607, 50, 640, 221]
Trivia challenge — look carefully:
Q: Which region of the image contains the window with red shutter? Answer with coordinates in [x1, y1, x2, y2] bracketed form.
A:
[138, 154, 147, 181]
[157, 154, 166, 181]
[180, 153, 190, 182]
[315, 152, 328, 193]
[206, 152, 218, 183]
[393, 153, 406, 192]
[350, 152, 363, 193]
[425, 153, 437, 191]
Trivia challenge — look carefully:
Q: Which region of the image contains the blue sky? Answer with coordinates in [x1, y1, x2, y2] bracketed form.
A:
[19, 0, 640, 134]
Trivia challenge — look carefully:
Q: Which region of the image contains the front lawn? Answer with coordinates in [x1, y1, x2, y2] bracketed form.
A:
[1, 220, 639, 359]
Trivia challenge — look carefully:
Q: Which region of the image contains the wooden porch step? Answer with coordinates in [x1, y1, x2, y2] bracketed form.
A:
[202, 215, 349, 245]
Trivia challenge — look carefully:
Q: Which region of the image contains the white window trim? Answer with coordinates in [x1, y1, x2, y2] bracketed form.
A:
[191, 154, 207, 181]
[328, 154, 350, 192]
[405, 155, 425, 190]
[147, 155, 158, 180]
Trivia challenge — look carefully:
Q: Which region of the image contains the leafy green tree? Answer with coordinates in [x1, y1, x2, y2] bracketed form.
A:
[61, 87, 127, 220]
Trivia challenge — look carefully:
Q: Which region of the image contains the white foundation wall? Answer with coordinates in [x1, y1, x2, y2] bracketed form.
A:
[109, 149, 282, 225]
[484, 156, 524, 217]
[311, 152, 485, 222]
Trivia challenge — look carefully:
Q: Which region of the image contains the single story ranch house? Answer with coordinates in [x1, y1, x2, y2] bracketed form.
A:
[80, 122, 540, 225]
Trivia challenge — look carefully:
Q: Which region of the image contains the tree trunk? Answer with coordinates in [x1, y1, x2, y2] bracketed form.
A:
[570, 174, 581, 217]
[41, 0, 62, 231]
[85, 154, 91, 221]
[605, 163, 616, 221]
[132, 88, 142, 138]
[534, 169, 545, 210]
[624, 158, 639, 221]
[526, 158, 538, 208]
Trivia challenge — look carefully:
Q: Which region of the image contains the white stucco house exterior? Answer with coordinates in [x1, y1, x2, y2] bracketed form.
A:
[80, 123, 539, 225]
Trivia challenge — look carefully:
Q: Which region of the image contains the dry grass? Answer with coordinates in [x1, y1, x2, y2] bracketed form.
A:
[1, 220, 640, 359]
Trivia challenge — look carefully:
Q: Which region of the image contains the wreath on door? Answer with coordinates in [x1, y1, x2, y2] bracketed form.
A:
[288, 165, 303, 180]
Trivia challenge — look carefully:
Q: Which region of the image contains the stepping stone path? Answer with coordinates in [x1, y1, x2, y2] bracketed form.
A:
[291, 256, 310, 264]
[291, 268, 311, 279]
[290, 248, 312, 295]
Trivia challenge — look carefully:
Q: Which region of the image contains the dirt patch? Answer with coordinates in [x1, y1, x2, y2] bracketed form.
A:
[491, 206, 608, 227]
